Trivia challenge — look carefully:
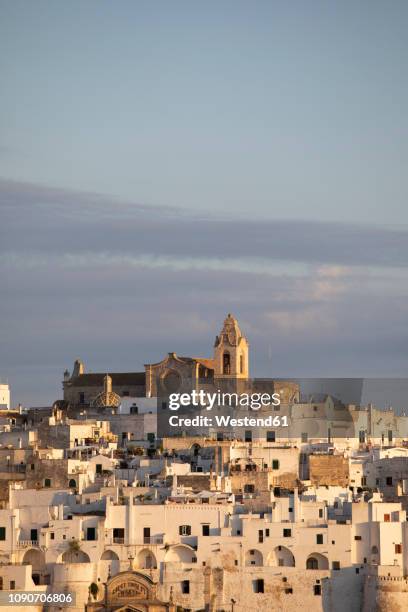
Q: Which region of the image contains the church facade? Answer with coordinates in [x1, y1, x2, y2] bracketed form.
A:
[62, 314, 298, 408]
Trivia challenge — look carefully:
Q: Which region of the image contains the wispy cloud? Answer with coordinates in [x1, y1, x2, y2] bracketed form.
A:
[1, 179, 407, 405]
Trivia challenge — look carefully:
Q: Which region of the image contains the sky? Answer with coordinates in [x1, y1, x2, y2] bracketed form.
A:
[0, 1, 407, 405]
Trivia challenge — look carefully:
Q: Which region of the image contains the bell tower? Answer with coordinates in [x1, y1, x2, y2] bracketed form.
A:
[214, 314, 249, 379]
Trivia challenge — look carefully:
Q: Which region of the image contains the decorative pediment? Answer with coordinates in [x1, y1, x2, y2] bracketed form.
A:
[107, 571, 155, 604]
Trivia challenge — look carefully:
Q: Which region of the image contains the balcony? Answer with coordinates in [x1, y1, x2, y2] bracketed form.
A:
[143, 536, 164, 545]
[18, 540, 39, 548]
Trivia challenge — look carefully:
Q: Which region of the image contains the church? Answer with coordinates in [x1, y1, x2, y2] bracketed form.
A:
[62, 314, 298, 408]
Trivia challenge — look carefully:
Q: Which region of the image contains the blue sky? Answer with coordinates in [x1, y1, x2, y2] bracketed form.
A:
[1, 2, 407, 405]
[1, 1, 407, 222]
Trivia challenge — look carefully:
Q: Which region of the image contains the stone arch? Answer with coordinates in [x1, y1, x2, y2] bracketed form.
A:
[136, 549, 157, 569]
[22, 548, 46, 570]
[61, 549, 90, 563]
[164, 545, 196, 564]
[100, 549, 120, 575]
[245, 549, 263, 566]
[101, 550, 119, 561]
[306, 553, 329, 570]
[267, 545, 295, 567]
[22, 549, 46, 585]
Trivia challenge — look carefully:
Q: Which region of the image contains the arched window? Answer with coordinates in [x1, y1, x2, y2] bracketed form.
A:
[306, 557, 318, 569]
[240, 354, 244, 374]
[223, 352, 231, 375]
[68, 479, 76, 489]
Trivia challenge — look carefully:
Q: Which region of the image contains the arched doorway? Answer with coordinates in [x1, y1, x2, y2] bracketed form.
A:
[22, 549, 46, 584]
[100, 550, 120, 575]
[136, 549, 157, 569]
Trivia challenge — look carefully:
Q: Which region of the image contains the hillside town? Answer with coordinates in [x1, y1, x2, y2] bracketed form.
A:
[1, 315, 408, 611]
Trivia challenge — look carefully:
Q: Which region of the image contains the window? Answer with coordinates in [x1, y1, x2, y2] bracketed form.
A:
[395, 544, 402, 554]
[384, 514, 390, 522]
[9, 581, 15, 591]
[283, 529, 291, 537]
[265, 529, 270, 537]
[30, 464, 35, 470]
[0, 577, 2, 590]
[44, 478, 51, 487]
[285, 587, 293, 594]
[272, 460, 280, 470]
[359, 430, 365, 443]
[361, 476, 367, 486]
[240, 354, 244, 374]
[181, 580, 190, 594]
[267, 431, 275, 442]
[258, 530, 263, 543]
[254, 579, 264, 593]
[244, 484, 255, 494]
[245, 430, 252, 442]
[301, 432, 308, 442]
[86, 527, 96, 541]
[143, 527, 150, 543]
[0, 527, 5, 541]
[307, 558, 318, 569]
[30, 529, 38, 542]
[113, 528, 124, 542]
[202, 525, 210, 536]
[314, 584, 321, 596]
[332, 561, 340, 570]
[318, 509, 323, 518]
[223, 352, 231, 375]
[68, 479, 76, 489]
[354, 536, 362, 541]
[316, 534, 323, 544]
[79, 392, 85, 404]
[50, 532, 55, 540]
[96, 463, 102, 474]
[179, 525, 191, 536]
[388, 430, 393, 442]
[386, 477, 393, 486]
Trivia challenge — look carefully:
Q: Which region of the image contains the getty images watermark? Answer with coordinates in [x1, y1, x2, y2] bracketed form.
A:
[168, 390, 281, 411]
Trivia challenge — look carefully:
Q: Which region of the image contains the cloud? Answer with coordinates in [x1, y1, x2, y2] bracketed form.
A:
[0, 178, 407, 405]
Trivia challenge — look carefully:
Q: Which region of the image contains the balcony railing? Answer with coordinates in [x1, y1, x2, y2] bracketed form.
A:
[143, 536, 164, 545]
[18, 540, 39, 548]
